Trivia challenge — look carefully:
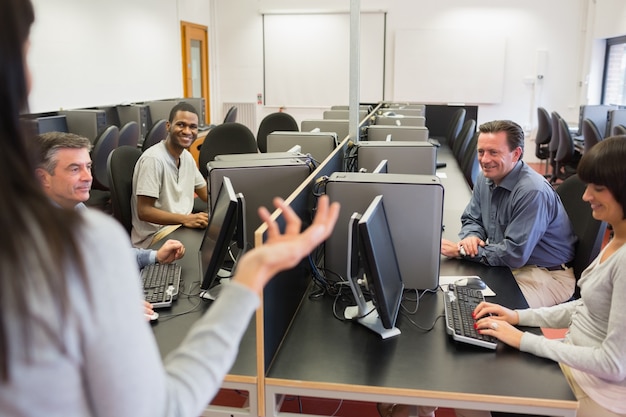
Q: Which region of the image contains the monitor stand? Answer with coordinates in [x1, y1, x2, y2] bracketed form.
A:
[344, 297, 401, 339]
[200, 276, 231, 301]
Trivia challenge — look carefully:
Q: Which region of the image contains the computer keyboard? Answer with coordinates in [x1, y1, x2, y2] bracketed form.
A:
[443, 284, 497, 350]
[140, 263, 182, 308]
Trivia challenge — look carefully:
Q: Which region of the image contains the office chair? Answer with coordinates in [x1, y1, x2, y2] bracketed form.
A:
[142, 119, 168, 152]
[547, 111, 562, 183]
[534, 107, 552, 175]
[613, 124, 626, 136]
[91, 125, 120, 191]
[556, 174, 607, 299]
[223, 106, 238, 123]
[460, 131, 480, 188]
[452, 119, 476, 164]
[444, 108, 466, 148]
[198, 122, 258, 178]
[84, 125, 119, 212]
[118, 121, 140, 148]
[107, 146, 142, 235]
[582, 118, 603, 153]
[555, 117, 579, 182]
[256, 112, 299, 153]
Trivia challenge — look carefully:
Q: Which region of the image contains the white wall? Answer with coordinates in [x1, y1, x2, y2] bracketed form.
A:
[27, 0, 211, 113]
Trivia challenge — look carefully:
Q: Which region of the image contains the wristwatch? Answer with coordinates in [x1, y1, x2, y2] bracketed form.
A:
[458, 245, 467, 257]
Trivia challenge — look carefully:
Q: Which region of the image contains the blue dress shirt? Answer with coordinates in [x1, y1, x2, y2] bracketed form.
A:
[459, 161, 576, 268]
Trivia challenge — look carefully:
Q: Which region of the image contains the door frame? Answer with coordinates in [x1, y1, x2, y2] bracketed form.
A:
[181, 20, 210, 125]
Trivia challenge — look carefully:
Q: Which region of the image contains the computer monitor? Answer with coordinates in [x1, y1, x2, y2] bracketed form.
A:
[266, 131, 338, 162]
[36, 115, 69, 134]
[355, 195, 403, 337]
[234, 192, 248, 253]
[199, 176, 238, 299]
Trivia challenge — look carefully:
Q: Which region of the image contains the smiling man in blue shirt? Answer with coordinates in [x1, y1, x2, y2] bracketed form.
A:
[442, 120, 577, 308]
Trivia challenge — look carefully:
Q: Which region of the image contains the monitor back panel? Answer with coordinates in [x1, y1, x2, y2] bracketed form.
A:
[356, 141, 436, 175]
[323, 109, 368, 121]
[606, 109, 626, 137]
[267, 131, 338, 162]
[579, 104, 617, 136]
[374, 115, 426, 127]
[215, 152, 307, 162]
[301, 119, 350, 142]
[367, 125, 429, 142]
[379, 108, 423, 117]
[325, 172, 443, 290]
[60, 109, 107, 142]
[207, 159, 313, 245]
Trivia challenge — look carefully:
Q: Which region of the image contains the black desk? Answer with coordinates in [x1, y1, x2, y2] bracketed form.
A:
[149, 227, 258, 416]
[264, 260, 576, 417]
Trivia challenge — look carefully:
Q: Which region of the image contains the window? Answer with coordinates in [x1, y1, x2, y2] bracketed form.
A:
[602, 35, 626, 106]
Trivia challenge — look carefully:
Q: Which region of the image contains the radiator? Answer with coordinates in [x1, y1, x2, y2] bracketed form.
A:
[221, 102, 257, 133]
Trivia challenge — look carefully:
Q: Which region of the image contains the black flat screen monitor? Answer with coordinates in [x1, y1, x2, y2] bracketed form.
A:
[199, 176, 238, 292]
[358, 195, 404, 330]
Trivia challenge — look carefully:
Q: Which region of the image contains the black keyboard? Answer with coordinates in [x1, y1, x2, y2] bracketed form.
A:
[140, 263, 182, 308]
[443, 284, 497, 350]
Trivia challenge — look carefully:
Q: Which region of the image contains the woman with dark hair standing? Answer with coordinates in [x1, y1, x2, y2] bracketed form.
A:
[0, 1, 339, 415]
[473, 136, 626, 417]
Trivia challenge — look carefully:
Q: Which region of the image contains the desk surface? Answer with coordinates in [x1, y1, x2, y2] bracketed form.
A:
[149, 227, 257, 378]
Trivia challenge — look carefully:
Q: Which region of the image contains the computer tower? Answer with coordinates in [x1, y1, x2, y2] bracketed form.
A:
[60, 109, 108, 142]
[146, 98, 208, 130]
[366, 125, 429, 141]
[117, 104, 150, 142]
[207, 158, 313, 244]
[325, 172, 444, 290]
[267, 131, 338, 162]
[356, 141, 436, 175]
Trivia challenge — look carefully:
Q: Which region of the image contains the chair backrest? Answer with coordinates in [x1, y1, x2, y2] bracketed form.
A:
[556, 117, 574, 163]
[445, 108, 466, 147]
[535, 107, 552, 160]
[223, 106, 238, 123]
[582, 118, 603, 153]
[142, 119, 168, 152]
[556, 174, 608, 298]
[256, 112, 299, 153]
[118, 121, 140, 148]
[549, 111, 561, 153]
[452, 119, 476, 163]
[198, 122, 258, 178]
[107, 146, 142, 235]
[613, 124, 626, 136]
[460, 131, 480, 188]
[91, 125, 120, 190]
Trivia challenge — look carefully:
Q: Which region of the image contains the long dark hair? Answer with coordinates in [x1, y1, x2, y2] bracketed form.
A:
[0, 0, 86, 381]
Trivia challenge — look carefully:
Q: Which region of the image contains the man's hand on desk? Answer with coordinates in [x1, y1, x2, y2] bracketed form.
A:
[182, 212, 209, 229]
[156, 239, 186, 263]
[441, 237, 485, 258]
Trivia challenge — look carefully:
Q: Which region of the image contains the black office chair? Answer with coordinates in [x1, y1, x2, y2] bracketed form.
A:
[444, 108, 466, 148]
[451, 119, 476, 164]
[547, 111, 562, 183]
[534, 107, 552, 175]
[256, 112, 299, 153]
[613, 124, 626, 136]
[198, 122, 259, 178]
[582, 118, 603, 153]
[460, 131, 480, 188]
[107, 146, 142, 235]
[91, 125, 119, 191]
[142, 119, 168, 152]
[555, 117, 579, 182]
[556, 174, 607, 299]
[85, 125, 119, 212]
[223, 106, 238, 123]
[118, 121, 140, 148]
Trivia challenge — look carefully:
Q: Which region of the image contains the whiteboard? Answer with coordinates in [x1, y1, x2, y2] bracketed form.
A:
[263, 12, 385, 107]
[393, 29, 506, 104]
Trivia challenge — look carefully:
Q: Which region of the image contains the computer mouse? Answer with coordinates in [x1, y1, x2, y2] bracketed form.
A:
[145, 311, 159, 322]
[454, 277, 487, 290]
